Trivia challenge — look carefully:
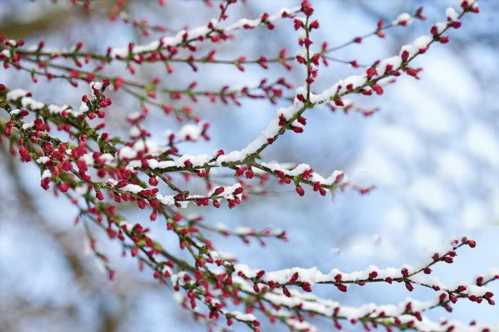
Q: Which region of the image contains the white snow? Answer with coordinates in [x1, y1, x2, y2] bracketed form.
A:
[392, 13, 412, 26]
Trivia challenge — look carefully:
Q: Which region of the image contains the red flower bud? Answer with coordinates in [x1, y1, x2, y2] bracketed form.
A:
[295, 185, 305, 196]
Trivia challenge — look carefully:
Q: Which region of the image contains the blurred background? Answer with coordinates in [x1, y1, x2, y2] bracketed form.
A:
[0, 0, 498, 331]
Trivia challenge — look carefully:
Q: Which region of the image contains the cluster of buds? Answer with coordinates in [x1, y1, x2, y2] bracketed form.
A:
[294, 0, 320, 97]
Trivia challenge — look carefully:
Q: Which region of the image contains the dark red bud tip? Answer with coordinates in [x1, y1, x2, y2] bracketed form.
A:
[301, 282, 312, 292]
[295, 185, 305, 196]
[467, 239, 477, 248]
[336, 284, 348, 292]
